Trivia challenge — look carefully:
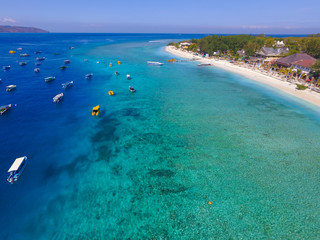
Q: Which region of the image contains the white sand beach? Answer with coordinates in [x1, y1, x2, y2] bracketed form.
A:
[165, 46, 320, 108]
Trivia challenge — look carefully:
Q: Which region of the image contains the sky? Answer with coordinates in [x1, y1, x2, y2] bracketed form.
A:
[1, 0, 320, 34]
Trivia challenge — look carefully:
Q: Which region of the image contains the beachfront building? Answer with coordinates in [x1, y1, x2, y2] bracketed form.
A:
[275, 53, 317, 73]
[179, 41, 191, 49]
[255, 46, 289, 60]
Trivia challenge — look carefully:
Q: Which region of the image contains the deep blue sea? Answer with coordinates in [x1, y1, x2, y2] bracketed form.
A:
[1, 33, 320, 239]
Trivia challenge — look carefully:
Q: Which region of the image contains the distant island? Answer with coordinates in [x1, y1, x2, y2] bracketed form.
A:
[0, 25, 48, 33]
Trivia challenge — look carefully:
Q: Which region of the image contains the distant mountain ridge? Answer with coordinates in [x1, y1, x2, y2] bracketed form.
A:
[0, 25, 48, 33]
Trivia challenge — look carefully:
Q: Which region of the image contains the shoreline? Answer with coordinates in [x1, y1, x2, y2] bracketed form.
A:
[165, 46, 320, 108]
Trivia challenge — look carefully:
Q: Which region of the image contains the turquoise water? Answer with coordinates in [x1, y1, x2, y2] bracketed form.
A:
[1, 34, 320, 239]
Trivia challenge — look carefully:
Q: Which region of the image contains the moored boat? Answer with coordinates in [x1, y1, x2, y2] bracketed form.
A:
[17, 48, 22, 51]
[64, 60, 70, 64]
[20, 53, 29, 57]
[115, 71, 119, 76]
[45, 76, 55, 82]
[85, 73, 93, 79]
[118, 61, 121, 65]
[9, 50, 16, 54]
[60, 66, 67, 70]
[62, 81, 73, 89]
[7, 156, 27, 184]
[53, 93, 64, 103]
[34, 68, 40, 73]
[129, 86, 136, 92]
[6, 85, 16, 92]
[108, 90, 114, 96]
[126, 74, 131, 80]
[36, 57, 46, 61]
[109, 63, 113, 67]
[3, 65, 11, 70]
[92, 105, 100, 116]
[34, 51, 42, 54]
[197, 63, 211, 66]
[147, 61, 164, 66]
[0, 104, 11, 115]
[19, 62, 27, 66]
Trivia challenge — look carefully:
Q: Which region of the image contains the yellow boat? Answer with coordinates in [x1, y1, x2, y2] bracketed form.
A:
[109, 63, 112, 67]
[108, 91, 114, 96]
[118, 61, 121, 65]
[92, 105, 100, 116]
[168, 58, 176, 62]
[9, 50, 16, 54]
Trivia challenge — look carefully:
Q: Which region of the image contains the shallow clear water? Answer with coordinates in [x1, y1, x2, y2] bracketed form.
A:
[1, 34, 320, 239]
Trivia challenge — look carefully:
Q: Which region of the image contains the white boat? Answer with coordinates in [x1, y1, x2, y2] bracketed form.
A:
[3, 65, 11, 70]
[36, 57, 46, 61]
[53, 93, 64, 103]
[34, 68, 40, 73]
[6, 85, 16, 92]
[20, 53, 29, 57]
[197, 63, 211, 66]
[0, 104, 11, 115]
[147, 61, 164, 66]
[126, 74, 131, 80]
[62, 81, 73, 89]
[7, 156, 27, 183]
[129, 86, 136, 92]
[64, 60, 70, 64]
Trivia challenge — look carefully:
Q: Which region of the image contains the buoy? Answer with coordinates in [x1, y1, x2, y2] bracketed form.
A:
[208, 201, 212, 205]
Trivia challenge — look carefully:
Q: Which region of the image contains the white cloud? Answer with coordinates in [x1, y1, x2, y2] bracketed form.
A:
[0, 18, 17, 23]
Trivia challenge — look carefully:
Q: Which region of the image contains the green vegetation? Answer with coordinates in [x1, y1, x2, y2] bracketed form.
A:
[167, 42, 179, 48]
[311, 59, 320, 77]
[308, 33, 320, 38]
[296, 84, 308, 90]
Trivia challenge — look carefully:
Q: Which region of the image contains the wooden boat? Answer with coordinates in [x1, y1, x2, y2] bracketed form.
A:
[108, 91, 114, 96]
[126, 74, 131, 80]
[85, 73, 93, 79]
[129, 86, 136, 92]
[9, 50, 16, 54]
[60, 66, 67, 70]
[19, 62, 27, 66]
[0, 104, 11, 115]
[6, 85, 16, 92]
[92, 105, 100, 116]
[64, 60, 70, 64]
[7, 156, 27, 184]
[45, 76, 55, 82]
[147, 61, 164, 66]
[53, 93, 64, 103]
[62, 81, 73, 89]
[3, 66, 11, 70]
[118, 61, 121, 65]
[34, 68, 40, 73]
[168, 59, 176, 62]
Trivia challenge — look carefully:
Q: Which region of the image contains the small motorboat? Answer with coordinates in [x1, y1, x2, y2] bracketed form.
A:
[109, 63, 113, 67]
[108, 91, 114, 96]
[34, 68, 40, 73]
[54, 53, 60, 55]
[92, 105, 100, 116]
[35, 62, 41, 66]
[34, 51, 42, 54]
[9, 50, 16, 54]
[85, 73, 93, 79]
[129, 86, 136, 92]
[17, 48, 22, 51]
[19, 62, 27, 66]
[20, 53, 29, 57]
[69, 47, 75, 50]
[0, 104, 11, 115]
[60, 66, 67, 70]
[62, 81, 73, 89]
[115, 71, 119, 76]
[0, 78, 2, 83]
[7, 156, 27, 184]
[6, 85, 16, 92]
[126, 74, 131, 80]
[118, 61, 121, 65]
[3, 66, 11, 70]
[197, 63, 211, 66]
[147, 61, 164, 66]
[64, 60, 70, 64]
[45, 76, 55, 82]
[36, 57, 46, 61]
[53, 93, 64, 103]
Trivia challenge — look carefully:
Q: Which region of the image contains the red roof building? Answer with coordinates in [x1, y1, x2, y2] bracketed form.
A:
[275, 53, 316, 72]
